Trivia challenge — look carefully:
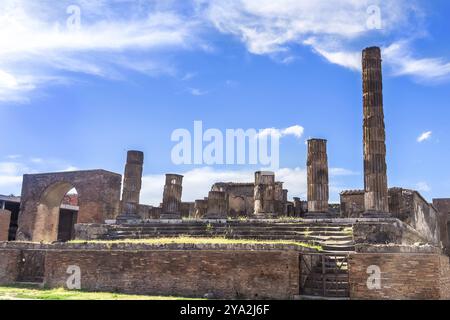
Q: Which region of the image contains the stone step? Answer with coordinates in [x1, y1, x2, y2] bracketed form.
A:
[110, 227, 352, 234]
[302, 288, 349, 297]
[115, 222, 352, 228]
[108, 231, 353, 240]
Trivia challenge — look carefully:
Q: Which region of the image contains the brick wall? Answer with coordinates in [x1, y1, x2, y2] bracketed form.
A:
[0, 245, 300, 299]
[0, 249, 19, 284]
[349, 253, 450, 300]
[0, 210, 11, 241]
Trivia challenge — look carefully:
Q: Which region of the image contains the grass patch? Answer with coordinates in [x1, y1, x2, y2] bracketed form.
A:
[0, 285, 197, 300]
[70, 236, 322, 251]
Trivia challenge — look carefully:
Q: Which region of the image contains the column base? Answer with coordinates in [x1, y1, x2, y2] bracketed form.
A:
[116, 213, 142, 223]
[160, 213, 182, 219]
[303, 212, 338, 219]
[362, 211, 391, 218]
[203, 214, 227, 219]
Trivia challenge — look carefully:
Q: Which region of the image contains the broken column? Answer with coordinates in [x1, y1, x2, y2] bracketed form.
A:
[161, 174, 183, 219]
[118, 150, 144, 221]
[205, 191, 228, 219]
[254, 171, 275, 218]
[194, 199, 208, 219]
[306, 139, 330, 215]
[362, 46, 389, 215]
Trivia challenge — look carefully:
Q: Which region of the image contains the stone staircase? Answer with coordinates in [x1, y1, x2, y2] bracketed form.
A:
[100, 220, 355, 253]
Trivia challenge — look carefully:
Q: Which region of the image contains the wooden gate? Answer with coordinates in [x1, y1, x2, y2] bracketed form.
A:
[300, 254, 350, 298]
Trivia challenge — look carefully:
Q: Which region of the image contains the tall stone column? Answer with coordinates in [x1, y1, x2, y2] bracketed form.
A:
[362, 47, 389, 214]
[307, 139, 329, 214]
[161, 174, 183, 219]
[118, 150, 144, 221]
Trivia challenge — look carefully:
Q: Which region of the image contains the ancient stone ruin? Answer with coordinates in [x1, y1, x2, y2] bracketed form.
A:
[1, 46, 450, 300]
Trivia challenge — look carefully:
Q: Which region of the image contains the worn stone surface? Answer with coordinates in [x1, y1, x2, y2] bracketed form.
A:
[17, 170, 121, 242]
[119, 151, 144, 219]
[194, 199, 208, 218]
[349, 253, 450, 300]
[362, 47, 389, 214]
[353, 220, 429, 247]
[0, 210, 11, 242]
[205, 191, 228, 219]
[212, 183, 255, 217]
[307, 139, 329, 213]
[254, 171, 276, 217]
[161, 174, 183, 219]
[433, 198, 450, 252]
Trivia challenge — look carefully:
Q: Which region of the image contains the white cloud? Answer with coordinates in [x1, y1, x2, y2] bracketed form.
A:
[417, 131, 432, 143]
[0, 158, 78, 195]
[199, 1, 450, 81]
[0, 1, 203, 102]
[415, 181, 431, 193]
[384, 42, 450, 81]
[188, 87, 208, 96]
[256, 125, 304, 139]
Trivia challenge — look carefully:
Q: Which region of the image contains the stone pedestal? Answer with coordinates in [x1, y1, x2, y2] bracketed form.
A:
[362, 47, 389, 216]
[161, 174, 183, 219]
[117, 151, 144, 222]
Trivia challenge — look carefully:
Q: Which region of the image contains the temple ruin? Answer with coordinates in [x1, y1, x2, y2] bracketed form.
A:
[1, 46, 450, 300]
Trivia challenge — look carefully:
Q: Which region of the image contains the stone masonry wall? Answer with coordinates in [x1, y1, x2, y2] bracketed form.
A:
[0, 210, 11, 241]
[0, 245, 300, 300]
[0, 249, 20, 284]
[349, 253, 450, 299]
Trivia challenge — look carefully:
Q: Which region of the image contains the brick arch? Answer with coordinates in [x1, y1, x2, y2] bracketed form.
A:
[17, 170, 121, 242]
[34, 181, 77, 242]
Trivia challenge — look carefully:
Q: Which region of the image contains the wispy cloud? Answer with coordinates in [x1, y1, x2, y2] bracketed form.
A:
[0, 0, 448, 102]
[415, 181, 431, 193]
[384, 42, 450, 82]
[417, 131, 432, 143]
[0, 1, 203, 102]
[188, 87, 208, 96]
[199, 0, 449, 81]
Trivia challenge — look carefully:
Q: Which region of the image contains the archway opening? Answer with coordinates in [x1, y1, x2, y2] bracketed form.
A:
[34, 182, 79, 242]
[57, 187, 79, 242]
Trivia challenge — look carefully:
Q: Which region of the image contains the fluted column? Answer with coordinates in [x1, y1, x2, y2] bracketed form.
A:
[362, 47, 389, 214]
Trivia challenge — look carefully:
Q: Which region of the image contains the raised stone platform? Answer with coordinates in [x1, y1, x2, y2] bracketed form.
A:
[75, 217, 440, 254]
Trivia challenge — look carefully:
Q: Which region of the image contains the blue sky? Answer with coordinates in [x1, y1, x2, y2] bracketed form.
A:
[1, 0, 449, 205]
